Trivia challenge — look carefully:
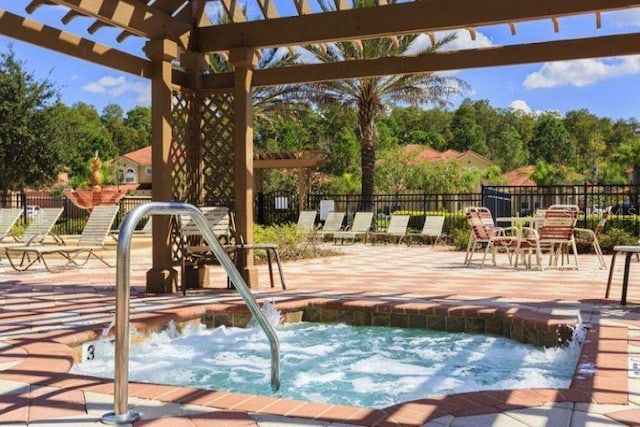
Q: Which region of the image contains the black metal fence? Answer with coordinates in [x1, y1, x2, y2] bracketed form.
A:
[5, 184, 640, 238]
[0, 193, 152, 235]
[266, 184, 640, 237]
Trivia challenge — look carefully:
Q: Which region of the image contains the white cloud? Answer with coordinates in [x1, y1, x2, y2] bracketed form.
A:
[509, 100, 533, 114]
[82, 75, 151, 105]
[604, 8, 640, 27]
[407, 29, 493, 55]
[523, 56, 640, 89]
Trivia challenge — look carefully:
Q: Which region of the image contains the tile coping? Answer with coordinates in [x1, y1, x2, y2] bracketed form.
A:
[0, 297, 630, 426]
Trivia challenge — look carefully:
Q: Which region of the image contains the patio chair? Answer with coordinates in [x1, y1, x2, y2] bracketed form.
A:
[333, 212, 374, 244]
[515, 205, 579, 270]
[407, 215, 445, 246]
[4, 205, 119, 273]
[464, 207, 518, 267]
[317, 211, 345, 240]
[573, 206, 610, 269]
[0, 208, 23, 242]
[0, 207, 64, 255]
[179, 206, 286, 291]
[368, 214, 410, 245]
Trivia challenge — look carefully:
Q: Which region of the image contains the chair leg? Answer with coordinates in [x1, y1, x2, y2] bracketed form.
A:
[266, 249, 275, 288]
[272, 248, 286, 290]
[593, 240, 606, 270]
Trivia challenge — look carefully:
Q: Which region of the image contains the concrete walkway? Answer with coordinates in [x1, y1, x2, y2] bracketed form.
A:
[0, 241, 639, 426]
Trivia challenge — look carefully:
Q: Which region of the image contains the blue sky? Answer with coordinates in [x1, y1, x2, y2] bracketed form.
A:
[1, 2, 639, 120]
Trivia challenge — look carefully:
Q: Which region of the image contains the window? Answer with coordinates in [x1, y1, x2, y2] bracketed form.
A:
[146, 167, 152, 176]
[125, 169, 135, 183]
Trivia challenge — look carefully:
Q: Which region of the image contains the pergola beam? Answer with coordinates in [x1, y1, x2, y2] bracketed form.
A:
[195, 0, 640, 51]
[0, 9, 190, 87]
[0, 9, 150, 76]
[47, 0, 191, 46]
[199, 33, 640, 89]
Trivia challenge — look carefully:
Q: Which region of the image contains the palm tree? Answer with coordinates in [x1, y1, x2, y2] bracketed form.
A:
[299, 0, 468, 209]
[209, 48, 303, 125]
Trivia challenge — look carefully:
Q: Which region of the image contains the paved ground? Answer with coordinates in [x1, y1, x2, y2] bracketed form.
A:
[1, 239, 640, 426]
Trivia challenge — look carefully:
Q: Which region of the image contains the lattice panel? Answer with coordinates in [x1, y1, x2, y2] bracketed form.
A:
[200, 93, 235, 208]
[170, 90, 194, 202]
[170, 89, 194, 261]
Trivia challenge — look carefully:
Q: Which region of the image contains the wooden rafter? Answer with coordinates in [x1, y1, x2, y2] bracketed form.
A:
[256, 0, 279, 19]
[25, 0, 54, 14]
[0, 9, 151, 77]
[47, 0, 192, 46]
[196, 0, 640, 51]
[87, 20, 111, 34]
[220, 0, 247, 23]
[61, 10, 84, 24]
[293, 0, 312, 15]
[198, 33, 640, 89]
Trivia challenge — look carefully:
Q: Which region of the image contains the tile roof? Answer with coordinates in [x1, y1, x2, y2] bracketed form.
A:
[123, 146, 151, 165]
[504, 165, 536, 186]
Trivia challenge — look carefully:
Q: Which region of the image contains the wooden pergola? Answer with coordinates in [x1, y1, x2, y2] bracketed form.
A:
[1, 0, 639, 292]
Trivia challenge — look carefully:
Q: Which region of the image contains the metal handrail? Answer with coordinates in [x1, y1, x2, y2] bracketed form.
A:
[102, 202, 281, 425]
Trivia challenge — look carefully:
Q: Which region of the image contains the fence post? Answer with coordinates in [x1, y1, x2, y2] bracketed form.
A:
[583, 183, 588, 228]
[257, 192, 265, 225]
[20, 192, 27, 221]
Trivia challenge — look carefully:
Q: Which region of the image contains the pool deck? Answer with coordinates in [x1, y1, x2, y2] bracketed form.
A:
[1, 241, 640, 426]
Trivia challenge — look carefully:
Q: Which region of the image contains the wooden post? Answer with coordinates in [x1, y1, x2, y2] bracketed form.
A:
[297, 168, 307, 212]
[180, 51, 210, 289]
[144, 39, 179, 293]
[229, 48, 259, 287]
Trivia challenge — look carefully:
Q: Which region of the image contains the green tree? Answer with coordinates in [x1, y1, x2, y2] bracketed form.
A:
[0, 48, 64, 192]
[563, 109, 604, 174]
[301, 9, 466, 209]
[57, 102, 117, 176]
[529, 113, 576, 166]
[124, 106, 151, 150]
[450, 100, 488, 155]
[491, 124, 527, 171]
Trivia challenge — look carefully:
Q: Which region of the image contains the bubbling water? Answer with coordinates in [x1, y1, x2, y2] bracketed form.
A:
[72, 315, 587, 409]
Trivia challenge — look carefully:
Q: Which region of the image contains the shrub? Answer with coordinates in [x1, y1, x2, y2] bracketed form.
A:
[253, 223, 339, 262]
[450, 228, 470, 251]
[597, 228, 637, 254]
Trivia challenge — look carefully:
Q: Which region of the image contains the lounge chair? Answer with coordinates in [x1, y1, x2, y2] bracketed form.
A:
[297, 210, 317, 233]
[368, 214, 411, 245]
[0, 208, 23, 242]
[407, 215, 445, 246]
[333, 212, 374, 244]
[317, 211, 345, 240]
[0, 207, 64, 254]
[4, 205, 119, 272]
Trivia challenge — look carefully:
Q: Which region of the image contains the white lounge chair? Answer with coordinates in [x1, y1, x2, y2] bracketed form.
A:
[407, 215, 446, 246]
[5, 205, 118, 272]
[0, 208, 23, 242]
[333, 212, 374, 244]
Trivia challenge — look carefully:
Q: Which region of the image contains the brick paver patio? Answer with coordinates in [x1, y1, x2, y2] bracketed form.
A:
[1, 240, 639, 426]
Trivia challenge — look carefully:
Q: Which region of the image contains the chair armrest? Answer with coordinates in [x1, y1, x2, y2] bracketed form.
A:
[519, 226, 539, 241]
[574, 227, 596, 240]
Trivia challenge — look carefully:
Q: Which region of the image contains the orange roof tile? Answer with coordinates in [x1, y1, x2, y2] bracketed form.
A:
[504, 166, 536, 186]
[123, 146, 151, 165]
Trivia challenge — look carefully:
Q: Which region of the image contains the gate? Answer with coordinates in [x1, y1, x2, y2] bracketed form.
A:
[482, 187, 512, 221]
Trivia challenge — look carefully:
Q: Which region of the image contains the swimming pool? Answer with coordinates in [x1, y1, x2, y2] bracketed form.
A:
[72, 320, 584, 409]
